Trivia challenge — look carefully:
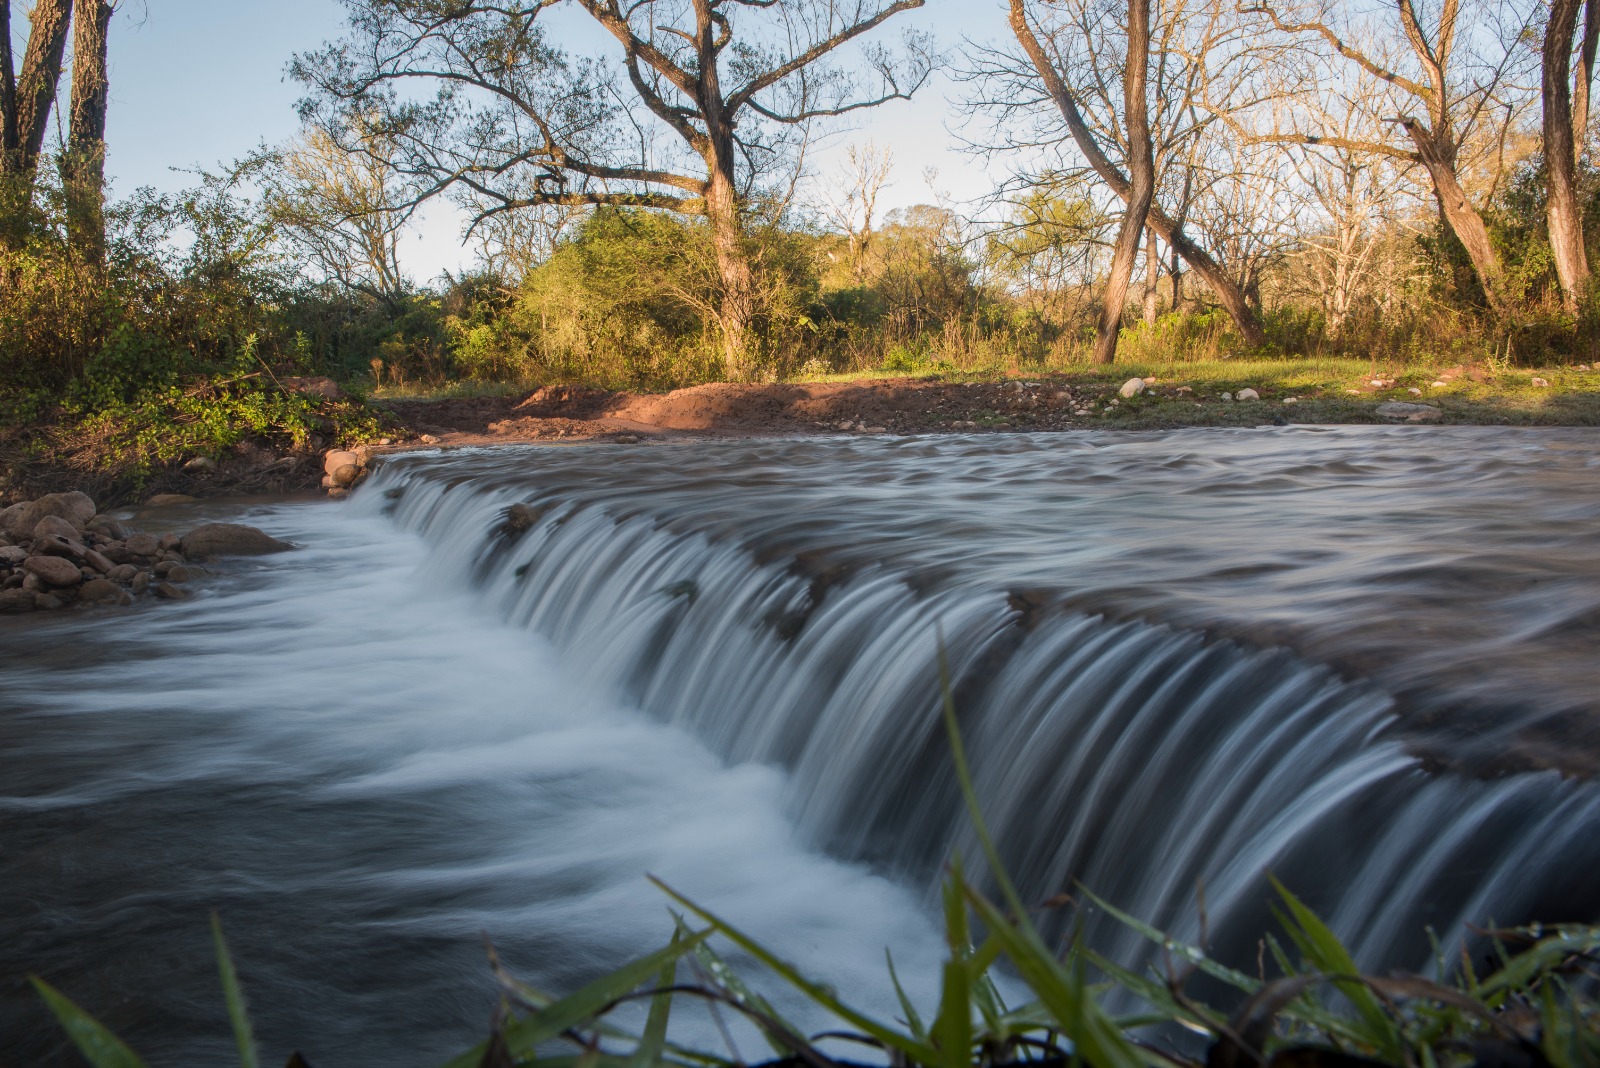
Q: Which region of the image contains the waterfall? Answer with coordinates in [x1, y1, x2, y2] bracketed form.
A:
[356, 440, 1600, 979]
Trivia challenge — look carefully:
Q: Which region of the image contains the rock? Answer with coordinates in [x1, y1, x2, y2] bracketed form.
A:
[0, 501, 37, 537]
[327, 488, 350, 500]
[1005, 381, 1026, 393]
[419, 434, 439, 444]
[36, 491, 96, 529]
[0, 545, 26, 566]
[320, 474, 334, 490]
[78, 578, 123, 603]
[180, 523, 292, 557]
[145, 494, 197, 507]
[378, 437, 392, 445]
[24, 555, 85, 587]
[183, 456, 218, 473]
[131, 571, 151, 594]
[1118, 377, 1146, 398]
[1236, 388, 1260, 401]
[613, 434, 640, 444]
[282, 376, 343, 399]
[84, 549, 114, 574]
[1376, 401, 1442, 422]
[0, 588, 36, 614]
[107, 564, 139, 582]
[35, 593, 65, 610]
[502, 503, 540, 534]
[163, 565, 193, 583]
[32, 514, 83, 544]
[1221, 392, 1234, 402]
[330, 463, 361, 488]
[1407, 387, 1423, 395]
[864, 426, 887, 434]
[22, 573, 44, 592]
[125, 533, 161, 557]
[154, 582, 191, 601]
[1283, 397, 1299, 404]
[88, 515, 133, 539]
[1531, 377, 1550, 387]
[323, 450, 360, 475]
[159, 532, 182, 552]
[100, 543, 131, 565]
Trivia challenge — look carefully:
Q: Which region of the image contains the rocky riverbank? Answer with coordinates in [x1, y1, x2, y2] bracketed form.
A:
[0, 491, 292, 616]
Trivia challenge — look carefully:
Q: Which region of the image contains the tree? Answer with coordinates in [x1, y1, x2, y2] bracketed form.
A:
[1542, 0, 1596, 313]
[999, 0, 1269, 347]
[64, 0, 112, 264]
[1, 0, 73, 243]
[1238, 0, 1532, 315]
[295, 0, 933, 379]
[821, 141, 894, 284]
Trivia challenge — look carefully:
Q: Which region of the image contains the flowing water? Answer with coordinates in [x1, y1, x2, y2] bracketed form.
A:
[3, 425, 1599, 1064]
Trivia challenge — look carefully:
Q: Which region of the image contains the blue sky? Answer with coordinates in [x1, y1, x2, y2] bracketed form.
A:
[32, 1, 1021, 278]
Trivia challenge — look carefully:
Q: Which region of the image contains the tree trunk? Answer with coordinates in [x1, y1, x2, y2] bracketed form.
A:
[1007, 0, 1266, 348]
[65, 0, 111, 265]
[1545, 0, 1590, 314]
[1, 2, 18, 162]
[1142, 227, 1160, 325]
[705, 167, 754, 379]
[1573, 0, 1600, 160]
[14, 0, 72, 178]
[1093, 0, 1153, 365]
[1402, 121, 1509, 315]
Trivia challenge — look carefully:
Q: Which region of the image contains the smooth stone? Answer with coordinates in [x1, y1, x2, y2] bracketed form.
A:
[107, 564, 139, 582]
[180, 523, 292, 557]
[326, 487, 350, 500]
[125, 533, 161, 556]
[182, 456, 217, 473]
[32, 514, 84, 545]
[24, 555, 84, 587]
[0, 588, 36, 614]
[1236, 388, 1261, 401]
[0, 545, 27, 566]
[154, 582, 191, 601]
[1118, 377, 1146, 399]
[34, 593, 66, 610]
[323, 450, 360, 475]
[88, 515, 132, 539]
[160, 532, 182, 552]
[145, 494, 198, 507]
[330, 463, 361, 488]
[131, 572, 151, 594]
[36, 491, 96, 529]
[78, 578, 123, 603]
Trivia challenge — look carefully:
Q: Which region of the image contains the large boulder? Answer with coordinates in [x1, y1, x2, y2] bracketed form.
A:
[180, 523, 293, 558]
[24, 555, 86, 588]
[31, 514, 84, 546]
[35, 491, 96, 529]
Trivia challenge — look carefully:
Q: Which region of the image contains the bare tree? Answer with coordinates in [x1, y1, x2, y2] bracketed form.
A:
[295, 0, 933, 378]
[998, 0, 1268, 346]
[64, 0, 112, 264]
[821, 141, 894, 284]
[1544, 0, 1591, 313]
[1238, 0, 1533, 315]
[253, 123, 416, 304]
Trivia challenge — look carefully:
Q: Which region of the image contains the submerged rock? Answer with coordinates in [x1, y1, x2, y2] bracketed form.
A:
[180, 523, 293, 558]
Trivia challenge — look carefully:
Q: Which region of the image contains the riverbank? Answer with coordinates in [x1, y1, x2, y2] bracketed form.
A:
[5, 360, 1598, 506]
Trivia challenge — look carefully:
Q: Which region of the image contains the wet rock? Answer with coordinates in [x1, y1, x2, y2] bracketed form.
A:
[131, 571, 151, 594]
[78, 578, 123, 603]
[125, 533, 161, 557]
[159, 532, 182, 552]
[0, 588, 36, 614]
[613, 434, 640, 444]
[145, 494, 197, 507]
[24, 555, 85, 587]
[1118, 377, 1146, 398]
[22, 572, 44, 592]
[330, 463, 361, 488]
[107, 564, 139, 582]
[1236, 388, 1261, 401]
[32, 514, 83, 545]
[100, 543, 131, 565]
[88, 515, 133, 540]
[0, 502, 32, 537]
[154, 581, 191, 601]
[34, 592, 65, 610]
[327, 487, 350, 500]
[1, 545, 29, 567]
[180, 523, 293, 557]
[1376, 400, 1442, 422]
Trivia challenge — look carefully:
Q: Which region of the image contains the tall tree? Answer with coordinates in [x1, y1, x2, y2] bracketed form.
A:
[1, 3, 18, 164]
[1094, 0, 1155, 364]
[295, 0, 932, 379]
[1, 0, 72, 246]
[1002, 0, 1268, 347]
[1241, 0, 1527, 315]
[1544, 0, 1591, 314]
[64, 0, 112, 264]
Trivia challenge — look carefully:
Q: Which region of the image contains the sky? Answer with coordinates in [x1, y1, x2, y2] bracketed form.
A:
[25, 0, 1029, 281]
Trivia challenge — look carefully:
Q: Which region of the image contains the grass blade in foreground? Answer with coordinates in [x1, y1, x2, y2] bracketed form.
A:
[30, 977, 149, 1068]
[212, 912, 261, 1068]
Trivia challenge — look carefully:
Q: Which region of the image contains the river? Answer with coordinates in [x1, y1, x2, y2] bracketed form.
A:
[3, 425, 1598, 1064]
